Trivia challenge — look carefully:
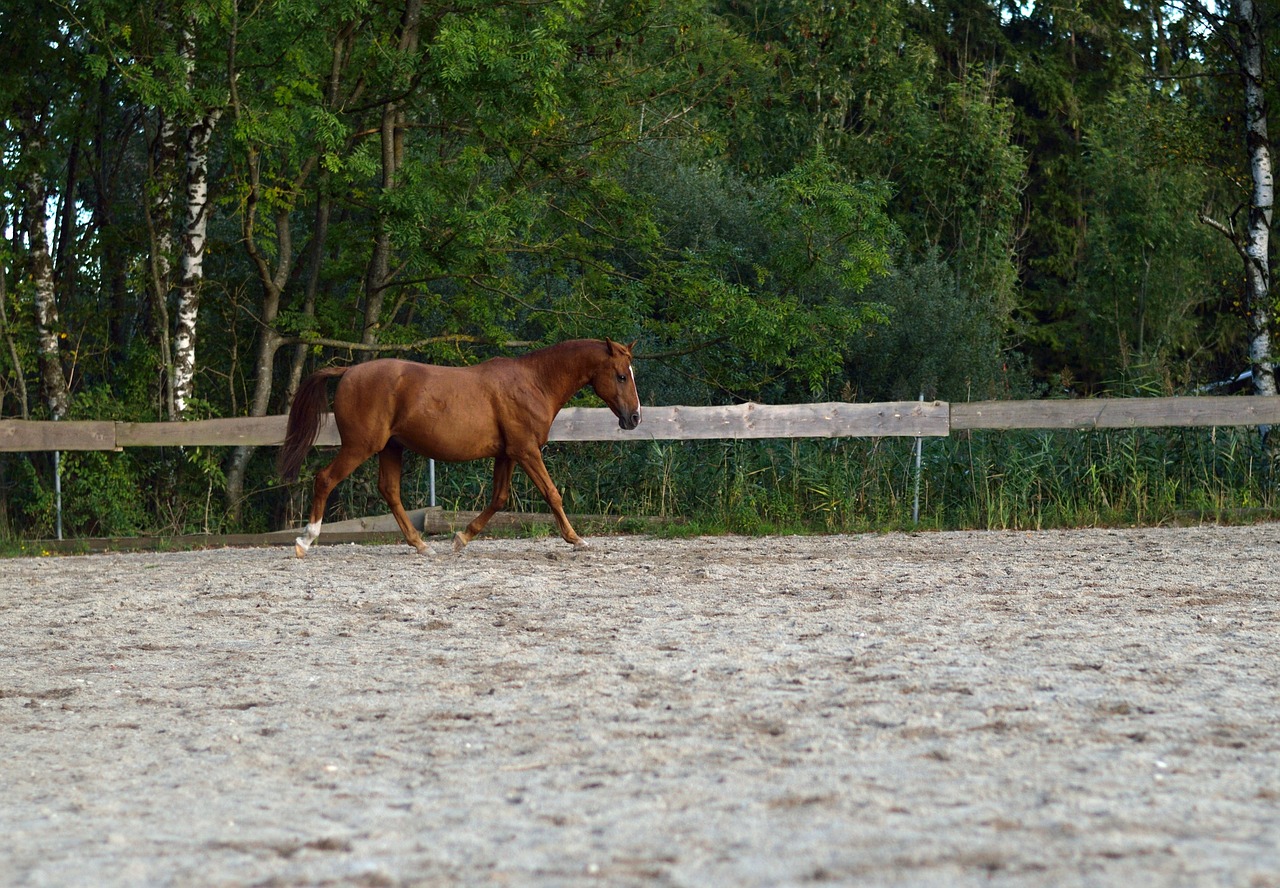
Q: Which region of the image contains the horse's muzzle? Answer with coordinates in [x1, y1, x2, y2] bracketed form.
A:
[618, 411, 641, 431]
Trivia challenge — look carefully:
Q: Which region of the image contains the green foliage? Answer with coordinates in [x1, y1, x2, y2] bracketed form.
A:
[848, 251, 1025, 402]
[1071, 85, 1240, 392]
[632, 148, 898, 399]
[7, 456, 57, 539]
[60, 451, 150, 537]
[887, 70, 1026, 323]
[717, 0, 933, 175]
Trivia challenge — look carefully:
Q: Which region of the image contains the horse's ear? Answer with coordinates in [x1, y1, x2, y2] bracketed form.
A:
[627, 339, 638, 354]
[605, 337, 618, 355]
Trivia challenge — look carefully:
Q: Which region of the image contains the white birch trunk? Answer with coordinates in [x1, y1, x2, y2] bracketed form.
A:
[150, 11, 194, 419]
[22, 125, 69, 421]
[153, 115, 181, 292]
[1239, 0, 1275, 398]
[172, 108, 220, 418]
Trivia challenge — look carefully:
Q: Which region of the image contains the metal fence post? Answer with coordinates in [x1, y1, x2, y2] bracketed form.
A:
[55, 449, 63, 540]
[912, 394, 924, 525]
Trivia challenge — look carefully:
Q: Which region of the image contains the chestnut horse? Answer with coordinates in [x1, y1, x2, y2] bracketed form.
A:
[278, 338, 642, 557]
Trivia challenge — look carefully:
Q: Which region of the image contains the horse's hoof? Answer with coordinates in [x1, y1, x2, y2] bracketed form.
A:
[294, 542, 308, 558]
[452, 532, 470, 553]
[571, 537, 590, 550]
[413, 541, 430, 556]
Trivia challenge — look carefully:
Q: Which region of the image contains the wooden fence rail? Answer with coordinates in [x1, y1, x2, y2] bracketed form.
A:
[1, 396, 1278, 453]
[949, 396, 1280, 430]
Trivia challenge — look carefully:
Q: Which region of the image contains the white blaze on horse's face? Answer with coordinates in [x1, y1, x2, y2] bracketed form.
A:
[614, 361, 641, 430]
[596, 341, 641, 430]
[601, 364, 638, 429]
[630, 364, 641, 422]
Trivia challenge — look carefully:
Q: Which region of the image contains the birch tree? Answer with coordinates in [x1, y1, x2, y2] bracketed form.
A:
[172, 107, 219, 416]
[171, 11, 220, 419]
[1236, 0, 1274, 400]
[18, 110, 70, 421]
[5, 0, 73, 421]
[73, 0, 222, 417]
[1197, 0, 1275, 399]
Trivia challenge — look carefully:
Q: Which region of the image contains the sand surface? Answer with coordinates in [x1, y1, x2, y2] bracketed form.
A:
[3, 525, 1278, 886]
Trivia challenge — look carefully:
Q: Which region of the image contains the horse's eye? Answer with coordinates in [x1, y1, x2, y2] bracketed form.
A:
[617, 373, 627, 382]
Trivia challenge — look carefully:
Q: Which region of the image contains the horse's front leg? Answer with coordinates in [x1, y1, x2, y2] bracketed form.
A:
[512, 449, 586, 549]
[453, 455, 514, 552]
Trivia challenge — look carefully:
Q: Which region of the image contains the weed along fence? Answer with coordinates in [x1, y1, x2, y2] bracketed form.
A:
[4, 396, 1280, 545]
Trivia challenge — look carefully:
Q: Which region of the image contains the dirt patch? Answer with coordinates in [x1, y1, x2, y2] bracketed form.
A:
[3, 525, 1278, 886]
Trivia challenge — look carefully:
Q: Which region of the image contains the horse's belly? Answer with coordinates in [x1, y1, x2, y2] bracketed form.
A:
[408, 437, 503, 463]
[392, 411, 503, 462]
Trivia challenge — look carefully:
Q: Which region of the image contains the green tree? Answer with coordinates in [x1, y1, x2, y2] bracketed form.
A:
[632, 148, 897, 400]
[1075, 85, 1239, 391]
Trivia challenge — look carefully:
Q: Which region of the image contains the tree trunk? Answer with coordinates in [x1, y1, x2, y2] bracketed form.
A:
[172, 107, 221, 418]
[361, 104, 396, 351]
[90, 78, 134, 368]
[54, 131, 81, 307]
[288, 187, 332, 402]
[287, 25, 355, 399]
[20, 113, 70, 421]
[1238, 0, 1275, 400]
[149, 108, 182, 418]
[360, 0, 422, 354]
[225, 185, 296, 520]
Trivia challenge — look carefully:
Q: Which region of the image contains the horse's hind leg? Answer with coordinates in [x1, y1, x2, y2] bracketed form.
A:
[453, 455, 514, 552]
[295, 446, 370, 557]
[378, 442, 429, 555]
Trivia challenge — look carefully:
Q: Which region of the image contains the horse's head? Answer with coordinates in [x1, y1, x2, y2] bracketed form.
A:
[591, 339, 642, 430]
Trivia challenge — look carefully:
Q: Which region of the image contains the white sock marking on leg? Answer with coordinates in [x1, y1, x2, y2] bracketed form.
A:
[295, 520, 322, 552]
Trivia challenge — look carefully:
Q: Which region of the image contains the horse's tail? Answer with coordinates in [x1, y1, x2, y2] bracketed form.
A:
[278, 366, 349, 482]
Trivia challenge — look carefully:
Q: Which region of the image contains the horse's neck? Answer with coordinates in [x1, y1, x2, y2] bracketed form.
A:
[522, 341, 600, 408]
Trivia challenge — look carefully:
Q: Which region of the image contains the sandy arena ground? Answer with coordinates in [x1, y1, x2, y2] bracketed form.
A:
[2, 525, 1278, 887]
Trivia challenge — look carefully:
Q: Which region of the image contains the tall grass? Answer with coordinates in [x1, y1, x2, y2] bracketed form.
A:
[12, 423, 1270, 548]
[323, 424, 1279, 534]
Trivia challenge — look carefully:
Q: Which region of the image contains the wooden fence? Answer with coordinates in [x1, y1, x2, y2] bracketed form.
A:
[7, 395, 1279, 549]
[3, 396, 1280, 452]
